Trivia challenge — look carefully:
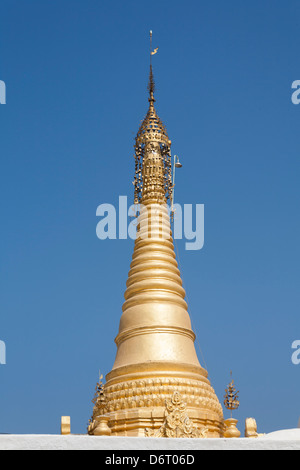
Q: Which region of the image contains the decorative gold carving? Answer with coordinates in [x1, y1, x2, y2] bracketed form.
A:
[92, 374, 107, 410]
[145, 392, 208, 438]
[102, 377, 223, 417]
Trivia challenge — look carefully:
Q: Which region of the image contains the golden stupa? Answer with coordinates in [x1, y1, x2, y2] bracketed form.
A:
[88, 34, 224, 438]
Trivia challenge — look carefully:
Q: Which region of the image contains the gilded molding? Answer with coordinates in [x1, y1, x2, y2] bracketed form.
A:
[115, 325, 196, 346]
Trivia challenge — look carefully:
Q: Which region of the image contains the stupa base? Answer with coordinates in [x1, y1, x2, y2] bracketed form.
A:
[89, 362, 224, 438]
[105, 407, 223, 438]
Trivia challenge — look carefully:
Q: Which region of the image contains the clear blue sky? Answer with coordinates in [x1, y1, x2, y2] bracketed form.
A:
[0, 0, 299, 435]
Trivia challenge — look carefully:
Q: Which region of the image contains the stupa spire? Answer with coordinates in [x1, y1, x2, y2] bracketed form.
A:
[88, 34, 224, 438]
[133, 32, 172, 206]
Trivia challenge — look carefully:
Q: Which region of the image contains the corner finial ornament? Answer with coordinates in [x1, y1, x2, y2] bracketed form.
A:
[87, 372, 111, 436]
[145, 391, 208, 438]
[224, 371, 240, 418]
[223, 372, 241, 438]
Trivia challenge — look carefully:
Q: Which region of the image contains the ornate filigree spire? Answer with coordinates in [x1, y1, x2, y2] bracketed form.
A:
[133, 31, 172, 205]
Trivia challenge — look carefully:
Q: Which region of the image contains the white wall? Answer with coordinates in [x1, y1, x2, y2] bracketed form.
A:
[0, 431, 300, 450]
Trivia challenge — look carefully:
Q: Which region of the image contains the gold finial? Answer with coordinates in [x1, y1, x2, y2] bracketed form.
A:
[224, 371, 240, 419]
[91, 371, 106, 407]
[223, 372, 241, 438]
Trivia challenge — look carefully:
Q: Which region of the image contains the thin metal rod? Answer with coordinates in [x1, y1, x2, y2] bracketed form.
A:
[150, 30, 152, 66]
[171, 155, 176, 215]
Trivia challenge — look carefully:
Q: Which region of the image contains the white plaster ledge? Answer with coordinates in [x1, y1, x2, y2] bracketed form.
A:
[0, 433, 299, 450]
